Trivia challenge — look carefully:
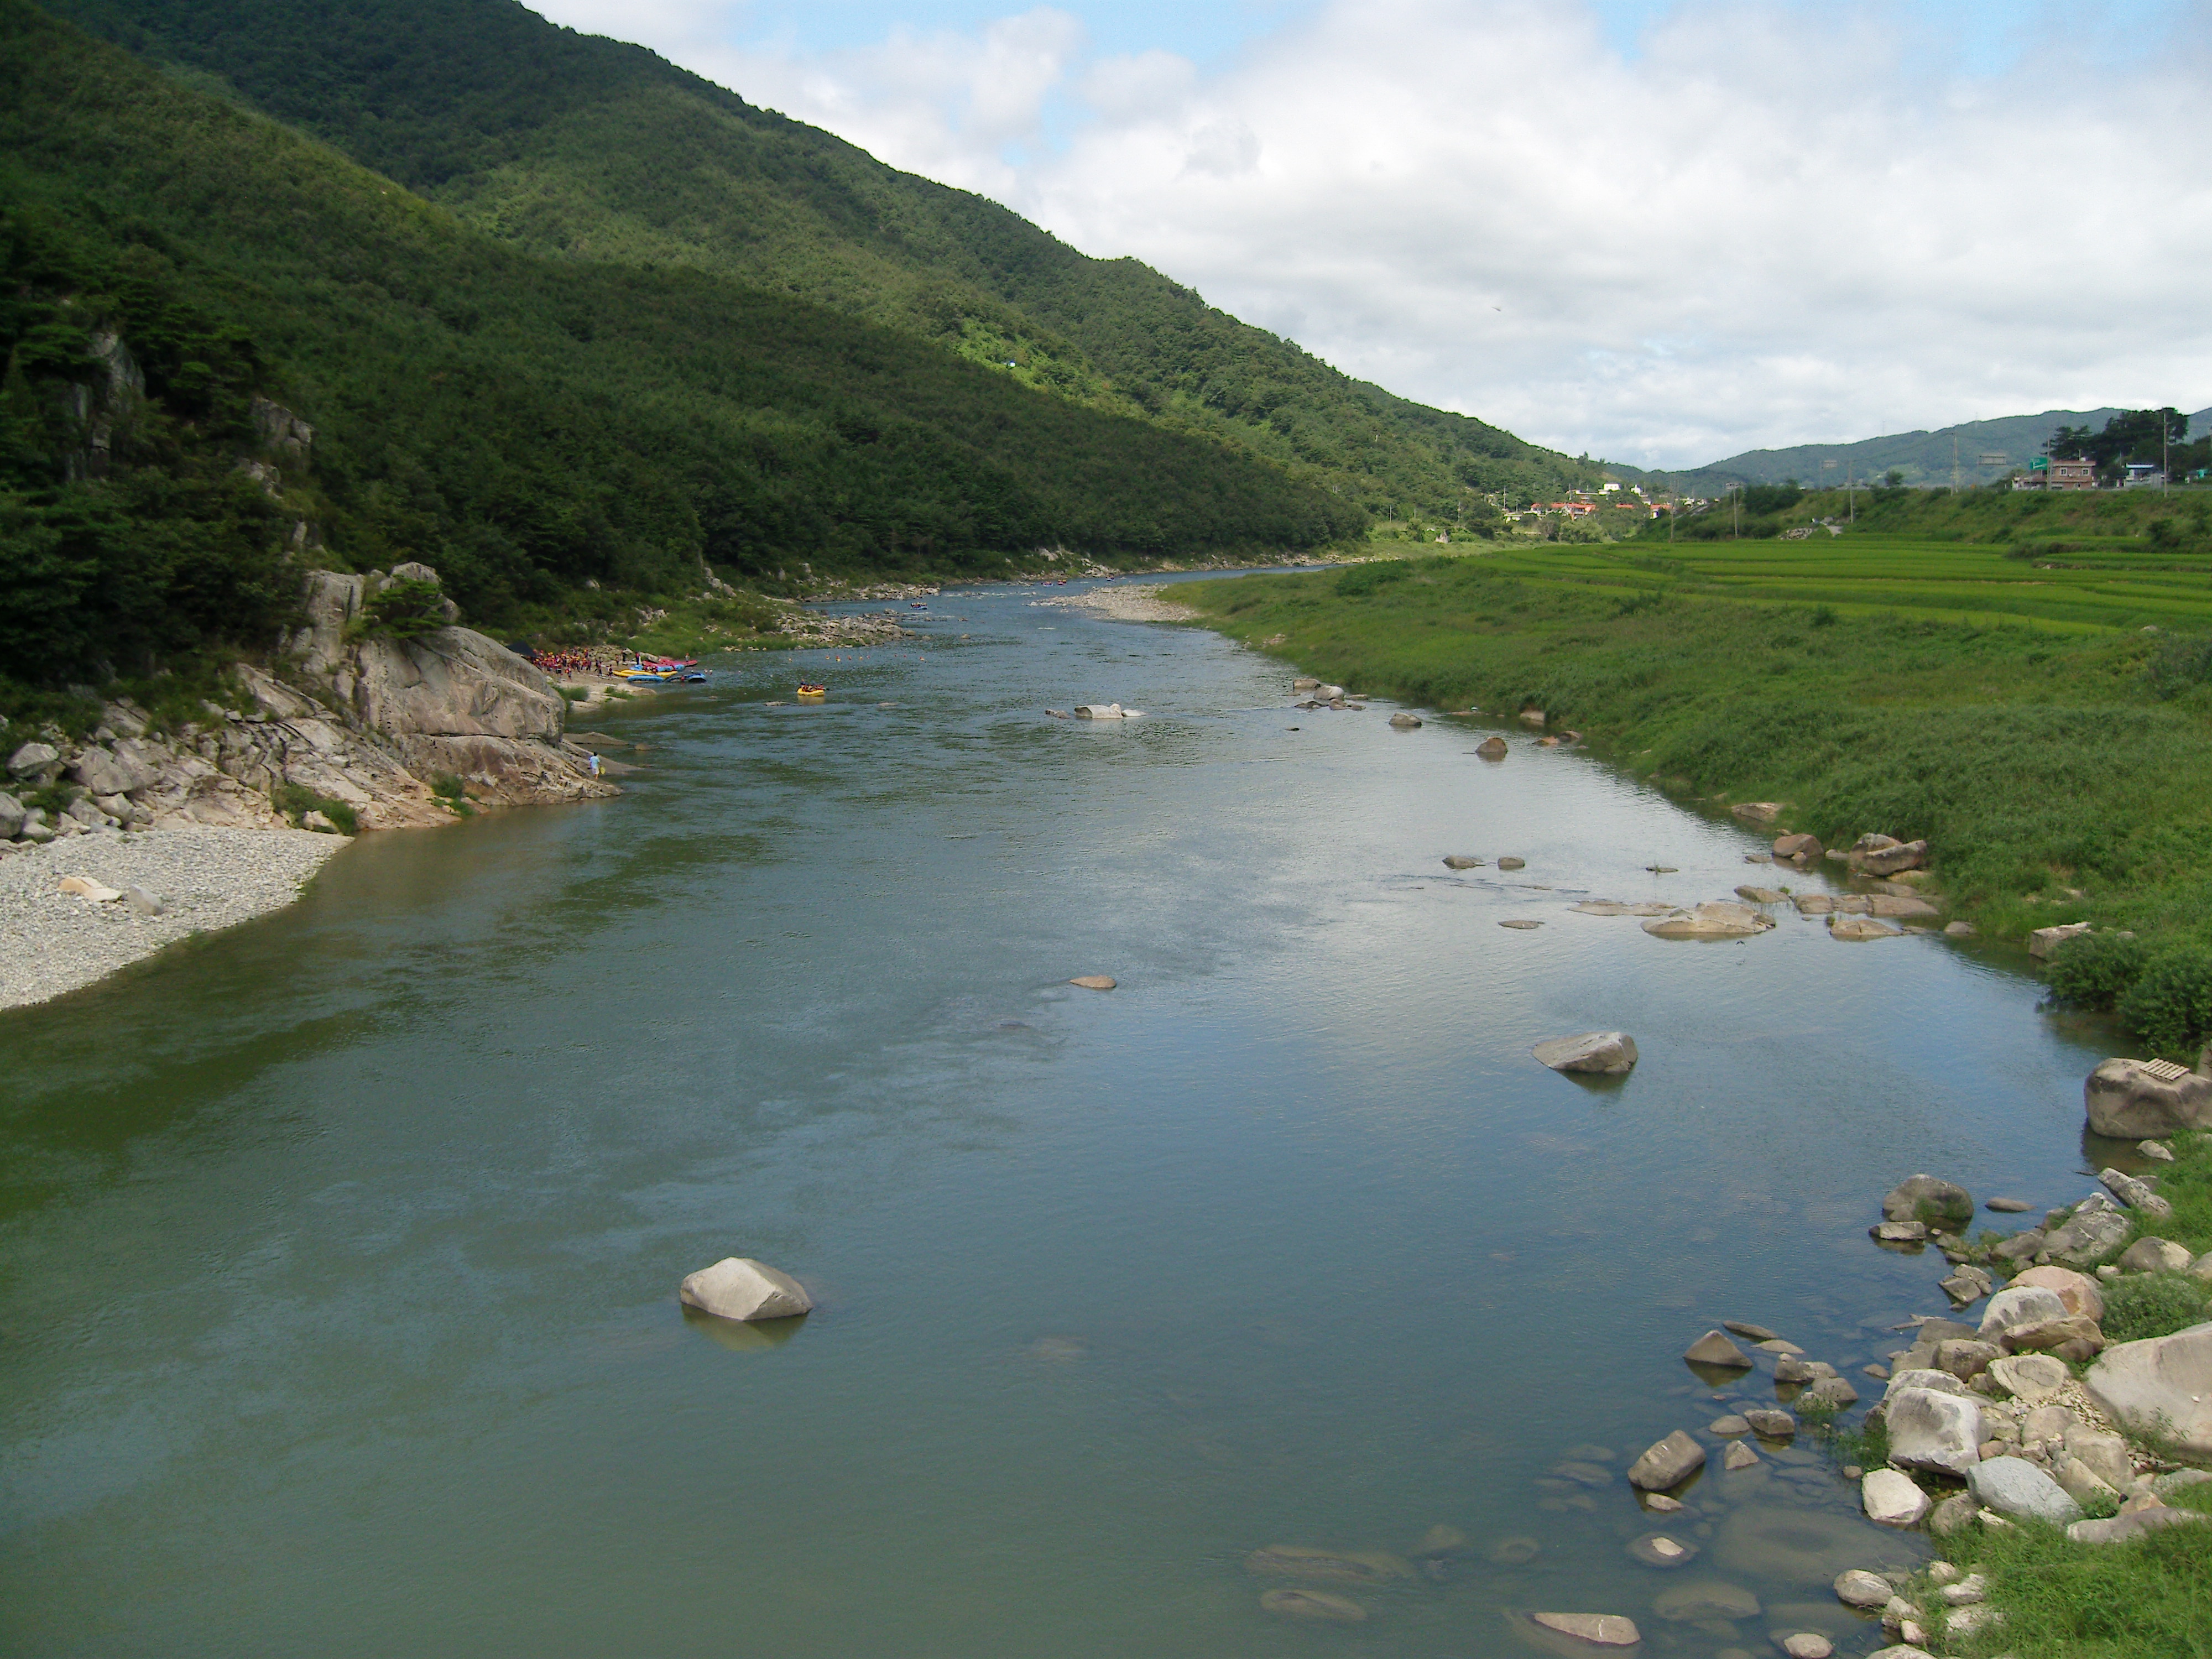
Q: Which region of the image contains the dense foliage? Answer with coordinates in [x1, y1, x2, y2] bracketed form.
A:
[0, 0, 1363, 671]
[0, 200, 294, 677]
[40, 0, 1603, 523]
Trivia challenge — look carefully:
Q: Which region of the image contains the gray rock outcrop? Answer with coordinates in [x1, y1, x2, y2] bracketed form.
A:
[2084, 1321, 2212, 1458]
[1884, 1386, 1983, 1474]
[1533, 1032, 1639, 1074]
[1882, 1175, 1974, 1226]
[1627, 1430, 1707, 1490]
[1965, 1455, 2083, 1525]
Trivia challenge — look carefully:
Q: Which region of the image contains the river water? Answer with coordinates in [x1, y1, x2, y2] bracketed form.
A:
[0, 575, 2125, 1657]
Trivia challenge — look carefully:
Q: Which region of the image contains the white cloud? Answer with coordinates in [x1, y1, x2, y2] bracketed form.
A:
[534, 0, 2212, 466]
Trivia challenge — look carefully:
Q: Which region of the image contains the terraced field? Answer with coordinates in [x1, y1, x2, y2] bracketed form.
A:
[1470, 534, 2212, 633]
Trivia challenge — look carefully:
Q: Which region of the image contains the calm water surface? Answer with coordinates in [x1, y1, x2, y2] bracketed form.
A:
[1, 576, 2121, 1656]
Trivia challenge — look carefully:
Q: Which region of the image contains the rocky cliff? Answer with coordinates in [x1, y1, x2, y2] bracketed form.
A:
[1, 565, 616, 847]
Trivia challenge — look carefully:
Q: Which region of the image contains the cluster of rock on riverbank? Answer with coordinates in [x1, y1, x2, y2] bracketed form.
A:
[0, 564, 613, 851]
[1452, 1081, 2209, 1656]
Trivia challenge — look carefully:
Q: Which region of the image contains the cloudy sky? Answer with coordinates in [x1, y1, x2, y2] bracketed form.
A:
[530, 0, 2212, 467]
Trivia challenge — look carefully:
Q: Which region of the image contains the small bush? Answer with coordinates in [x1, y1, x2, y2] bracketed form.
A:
[270, 782, 358, 835]
[1334, 561, 1413, 598]
[2144, 634, 2212, 700]
[2117, 945, 2212, 1053]
[2047, 931, 2150, 1010]
[2101, 1272, 2212, 1344]
[353, 577, 451, 641]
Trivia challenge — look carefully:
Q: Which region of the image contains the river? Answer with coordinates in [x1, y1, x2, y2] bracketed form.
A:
[0, 574, 2122, 1657]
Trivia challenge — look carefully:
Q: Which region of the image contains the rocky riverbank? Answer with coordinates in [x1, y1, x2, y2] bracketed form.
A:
[0, 563, 617, 1008]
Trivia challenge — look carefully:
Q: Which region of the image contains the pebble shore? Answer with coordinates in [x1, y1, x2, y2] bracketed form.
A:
[0, 826, 346, 1010]
[1032, 583, 1201, 623]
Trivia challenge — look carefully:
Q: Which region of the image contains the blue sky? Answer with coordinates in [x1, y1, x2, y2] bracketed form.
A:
[536, 0, 2212, 464]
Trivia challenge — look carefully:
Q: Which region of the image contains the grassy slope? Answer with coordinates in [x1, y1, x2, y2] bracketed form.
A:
[1180, 495, 2212, 956]
[38, 0, 1603, 520]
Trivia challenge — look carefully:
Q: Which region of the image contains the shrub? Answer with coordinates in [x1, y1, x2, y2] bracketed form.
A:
[2046, 930, 2150, 1010]
[2143, 634, 2212, 699]
[353, 577, 452, 640]
[270, 781, 358, 834]
[2100, 1272, 2212, 1344]
[2117, 945, 2212, 1053]
[1334, 561, 1412, 598]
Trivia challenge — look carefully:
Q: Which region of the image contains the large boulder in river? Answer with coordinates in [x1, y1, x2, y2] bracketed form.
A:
[1882, 1174, 1973, 1226]
[1642, 901, 1774, 940]
[2084, 1056, 2212, 1138]
[1772, 833, 1822, 863]
[1533, 1032, 1639, 1074]
[2085, 1322, 2212, 1458]
[1627, 1430, 1707, 1490]
[1477, 736, 1509, 759]
[1683, 1329, 1755, 1369]
[677, 1257, 813, 1322]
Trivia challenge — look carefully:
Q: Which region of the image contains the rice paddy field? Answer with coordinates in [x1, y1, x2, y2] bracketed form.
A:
[1470, 531, 2212, 633]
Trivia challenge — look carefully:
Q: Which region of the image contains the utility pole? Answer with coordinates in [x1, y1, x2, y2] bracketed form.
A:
[1733, 484, 1741, 540]
[1953, 434, 1960, 495]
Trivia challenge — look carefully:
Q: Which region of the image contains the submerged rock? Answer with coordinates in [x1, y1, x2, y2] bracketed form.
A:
[1477, 736, 1509, 759]
[1260, 1588, 1366, 1622]
[1246, 1546, 1409, 1585]
[1442, 854, 1486, 869]
[1068, 975, 1118, 990]
[1830, 914, 1902, 941]
[1642, 901, 1773, 940]
[1530, 1612, 1640, 1647]
[1389, 712, 1423, 729]
[1882, 1175, 1973, 1226]
[1627, 1532, 1698, 1567]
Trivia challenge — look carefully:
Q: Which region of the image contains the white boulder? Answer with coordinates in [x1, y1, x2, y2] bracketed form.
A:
[1861, 1468, 1929, 1527]
[677, 1257, 813, 1322]
[1533, 1032, 1639, 1074]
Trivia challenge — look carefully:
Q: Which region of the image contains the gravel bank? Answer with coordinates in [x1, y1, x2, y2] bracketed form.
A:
[1031, 584, 1199, 623]
[0, 826, 347, 1010]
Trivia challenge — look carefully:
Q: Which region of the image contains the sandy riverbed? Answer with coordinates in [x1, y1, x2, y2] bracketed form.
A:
[0, 826, 347, 1011]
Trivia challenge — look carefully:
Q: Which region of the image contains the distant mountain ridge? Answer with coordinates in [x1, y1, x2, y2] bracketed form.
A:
[1612, 406, 2212, 493]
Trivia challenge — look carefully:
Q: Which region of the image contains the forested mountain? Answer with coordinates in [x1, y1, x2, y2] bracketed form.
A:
[0, 0, 1366, 671]
[40, 0, 1599, 522]
[1613, 405, 2212, 494]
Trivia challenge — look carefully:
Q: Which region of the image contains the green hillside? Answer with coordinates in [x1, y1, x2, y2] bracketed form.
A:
[0, 0, 1373, 678]
[39, 0, 1599, 523]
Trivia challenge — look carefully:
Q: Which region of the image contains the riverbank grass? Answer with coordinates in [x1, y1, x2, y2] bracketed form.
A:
[1180, 550, 2212, 1046]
